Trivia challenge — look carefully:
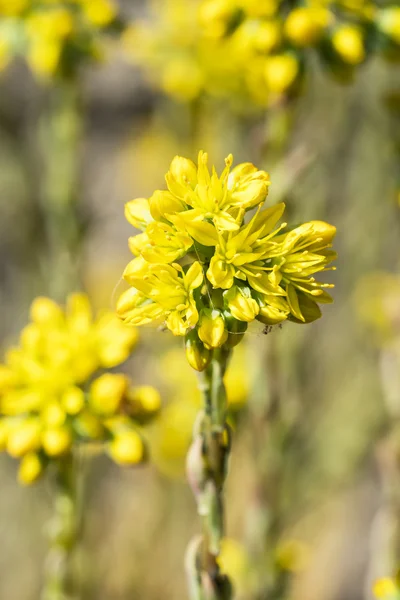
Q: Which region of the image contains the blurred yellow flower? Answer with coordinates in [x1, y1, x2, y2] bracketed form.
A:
[0, 293, 160, 483]
[332, 25, 365, 65]
[373, 577, 400, 599]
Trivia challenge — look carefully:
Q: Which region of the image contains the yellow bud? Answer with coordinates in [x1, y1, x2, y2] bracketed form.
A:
[20, 323, 42, 353]
[124, 198, 153, 231]
[224, 286, 259, 322]
[198, 309, 228, 349]
[82, 0, 116, 27]
[253, 21, 281, 53]
[42, 427, 72, 457]
[61, 387, 85, 415]
[149, 190, 186, 221]
[7, 419, 41, 457]
[373, 577, 398, 599]
[332, 25, 365, 65]
[162, 58, 203, 101]
[379, 8, 400, 44]
[264, 54, 299, 94]
[89, 374, 128, 416]
[185, 330, 212, 372]
[28, 39, 62, 77]
[42, 402, 66, 427]
[284, 8, 327, 46]
[18, 453, 43, 486]
[30, 297, 63, 327]
[108, 430, 144, 465]
[130, 386, 161, 414]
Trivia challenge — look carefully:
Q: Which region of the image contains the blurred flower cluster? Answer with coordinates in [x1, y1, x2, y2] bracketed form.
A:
[117, 151, 336, 370]
[0, 294, 160, 485]
[123, 0, 400, 106]
[0, 0, 120, 78]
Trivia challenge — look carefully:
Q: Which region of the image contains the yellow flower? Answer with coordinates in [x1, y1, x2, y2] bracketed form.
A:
[0, 293, 158, 482]
[118, 151, 337, 348]
[129, 221, 193, 264]
[206, 202, 286, 290]
[119, 260, 203, 335]
[332, 25, 365, 64]
[273, 221, 336, 322]
[108, 430, 144, 465]
[264, 54, 299, 94]
[164, 152, 270, 238]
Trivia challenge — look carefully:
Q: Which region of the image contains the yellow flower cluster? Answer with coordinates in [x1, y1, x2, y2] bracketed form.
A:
[117, 151, 336, 370]
[0, 0, 119, 77]
[122, 0, 400, 106]
[0, 294, 160, 485]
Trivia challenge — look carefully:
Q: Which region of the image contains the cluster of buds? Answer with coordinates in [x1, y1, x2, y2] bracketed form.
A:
[117, 150, 336, 371]
[0, 0, 121, 78]
[0, 294, 160, 485]
[122, 0, 400, 106]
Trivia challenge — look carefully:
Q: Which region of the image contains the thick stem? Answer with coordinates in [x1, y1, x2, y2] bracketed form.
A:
[42, 455, 78, 600]
[186, 348, 233, 600]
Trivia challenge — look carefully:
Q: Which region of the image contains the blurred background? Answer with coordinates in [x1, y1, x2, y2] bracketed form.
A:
[1, 1, 400, 599]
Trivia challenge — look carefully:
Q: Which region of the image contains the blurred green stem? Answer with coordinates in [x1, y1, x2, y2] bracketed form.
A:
[40, 80, 83, 299]
[186, 349, 233, 600]
[42, 456, 78, 600]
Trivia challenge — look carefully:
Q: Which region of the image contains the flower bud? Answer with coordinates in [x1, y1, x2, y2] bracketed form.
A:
[332, 25, 365, 65]
[89, 373, 129, 416]
[198, 309, 228, 349]
[30, 297, 63, 327]
[185, 330, 212, 371]
[108, 430, 144, 465]
[7, 419, 41, 457]
[128, 385, 161, 421]
[149, 190, 186, 222]
[124, 198, 153, 230]
[61, 386, 85, 415]
[264, 54, 299, 94]
[18, 452, 44, 485]
[224, 286, 259, 322]
[42, 426, 72, 457]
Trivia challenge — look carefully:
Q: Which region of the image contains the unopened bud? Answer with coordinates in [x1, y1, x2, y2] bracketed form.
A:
[18, 452, 44, 485]
[185, 330, 212, 371]
[199, 309, 228, 349]
[108, 430, 144, 465]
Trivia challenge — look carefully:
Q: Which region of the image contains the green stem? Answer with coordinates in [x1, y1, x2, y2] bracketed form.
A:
[42, 455, 78, 600]
[39, 79, 83, 300]
[186, 349, 233, 600]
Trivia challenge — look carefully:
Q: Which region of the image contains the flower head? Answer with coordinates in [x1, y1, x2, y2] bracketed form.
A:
[0, 293, 160, 484]
[118, 151, 337, 369]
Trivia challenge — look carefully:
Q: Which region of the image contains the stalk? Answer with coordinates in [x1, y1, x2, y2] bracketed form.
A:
[42, 455, 78, 600]
[185, 348, 233, 600]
